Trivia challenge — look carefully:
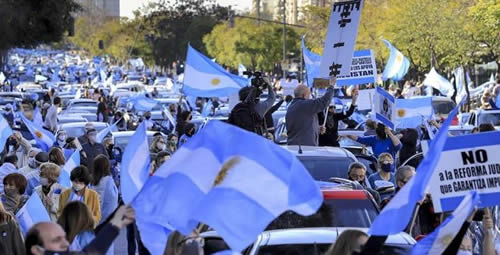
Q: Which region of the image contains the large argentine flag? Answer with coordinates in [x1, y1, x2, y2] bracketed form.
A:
[382, 39, 410, 81]
[0, 114, 13, 151]
[412, 191, 479, 255]
[58, 151, 80, 188]
[183, 45, 248, 97]
[302, 36, 321, 87]
[423, 68, 454, 98]
[16, 193, 51, 236]
[369, 97, 465, 236]
[132, 120, 323, 251]
[121, 121, 150, 204]
[395, 97, 434, 128]
[20, 114, 55, 151]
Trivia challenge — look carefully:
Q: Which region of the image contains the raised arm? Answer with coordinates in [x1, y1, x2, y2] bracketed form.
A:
[385, 126, 401, 147]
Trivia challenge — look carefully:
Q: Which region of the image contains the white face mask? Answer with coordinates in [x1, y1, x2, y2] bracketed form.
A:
[456, 250, 472, 255]
[40, 177, 49, 186]
[157, 142, 166, 151]
[72, 182, 85, 192]
[58, 135, 67, 142]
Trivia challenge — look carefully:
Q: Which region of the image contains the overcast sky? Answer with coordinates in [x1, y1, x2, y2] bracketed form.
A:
[120, 0, 252, 18]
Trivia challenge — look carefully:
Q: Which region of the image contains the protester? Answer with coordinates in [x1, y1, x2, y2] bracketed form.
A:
[395, 165, 416, 192]
[1, 173, 29, 215]
[143, 111, 154, 131]
[347, 123, 402, 160]
[325, 229, 368, 255]
[58, 166, 101, 225]
[347, 162, 381, 205]
[167, 134, 178, 153]
[0, 154, 18, 191]
[25, 152, 49, 195]
[367, 153, 396, 201]
[113, 111, 127, 131]
[150, 135, 167, 160]
[78, 123, 95, 145]
[81, 128, 107, 172]
[35, 162, 65, 222]
[398, 128, 419, 167]
[264, 97, 285, 135]
[102, 138, 120, 183]
[0, 202, 25, 255]
[49, 147, 66, 167]
[176, 110, 192, 138]
[89, 155, 118, 225]
[97, 96, 109, 123]
[54, 129, 68, 148]
[179, 123, 195, 147]
[26, 205, 135, 255]
[364, 119, 377, 136]
[286, 78, 335, 146]
[10, 131, 33, 168]
[479, 123, 495, 132]
[319, 88, 358, 147]
[151, 151, 171, 175]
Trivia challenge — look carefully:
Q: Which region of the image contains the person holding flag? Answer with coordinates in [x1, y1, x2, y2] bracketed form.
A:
[0, 201, 25, 254]
[34, 162, 64, 222]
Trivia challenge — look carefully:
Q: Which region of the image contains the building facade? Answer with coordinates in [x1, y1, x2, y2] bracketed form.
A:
[76, 0, 120, 18]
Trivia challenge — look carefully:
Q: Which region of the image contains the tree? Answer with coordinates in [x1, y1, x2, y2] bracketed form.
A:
[203, 18, 302, 71]
[468, 0, 500, 65]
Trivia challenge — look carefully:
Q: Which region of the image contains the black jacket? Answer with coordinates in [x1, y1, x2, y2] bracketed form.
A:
[319, 104, 356, 147]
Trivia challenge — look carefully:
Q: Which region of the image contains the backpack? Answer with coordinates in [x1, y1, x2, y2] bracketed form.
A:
[228, 102, 265, 135]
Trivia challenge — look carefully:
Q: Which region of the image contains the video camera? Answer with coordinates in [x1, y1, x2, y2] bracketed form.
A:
[243, 71, 269, 91]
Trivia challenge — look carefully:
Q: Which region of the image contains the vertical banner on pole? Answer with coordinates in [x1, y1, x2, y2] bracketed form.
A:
[319, 0, 364, 78]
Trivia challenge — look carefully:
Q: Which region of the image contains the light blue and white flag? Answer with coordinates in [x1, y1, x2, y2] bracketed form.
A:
[238, 64, 247, 77]
[20, 114, 55, 152]
[132, 121, 323, 251]
[201, 100, 213, 117]
[58, 151, 80, 188]
[395, 97, 433, 129]
[381, 39, 410, 81]
[35, 75, 48, 83]
[96, 121, 119, 143]
[302, 36, 321, 87]
[121, 121, 151, 204]
[453, 67, 468, 104]
[33, 107, 43, 128]
[490, 73, 495, 83]
[412, 191, 479, 255]
[183, 45, 248, 97]
[15, 193, 51, 236]
[0, 114, 13, 150]
[75, 88, 82, 99]
[100, 69, 107, 82]
[0, 72, 5, 84]
[369, 97, 465, 236]
[129, 94, 158, 112]
[423, 68, 454, 98]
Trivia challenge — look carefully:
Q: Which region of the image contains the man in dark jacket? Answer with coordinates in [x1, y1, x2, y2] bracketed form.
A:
[285, 78, 335, 146]
[81, 128, 107, 172]
[319, 88, 358, 147]
[398, 128, 419, 167]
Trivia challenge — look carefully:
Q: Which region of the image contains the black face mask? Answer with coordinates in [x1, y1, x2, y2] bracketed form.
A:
[145, 116, 151, 120]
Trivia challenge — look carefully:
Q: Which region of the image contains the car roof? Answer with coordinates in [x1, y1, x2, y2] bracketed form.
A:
[201, 227, 415, 246]
[111, 131, 158, 137]
[60, 122, 108, 128]
[69, 99, 98, 103]
[281, 145, 356, 159]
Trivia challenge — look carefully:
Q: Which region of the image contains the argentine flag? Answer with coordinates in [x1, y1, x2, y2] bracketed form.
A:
[0, 114, 13, 151]
[132, 121, 323, 251]
[395, 97, 434, 129]
[369, 97, 465, 236]
[58, 151, 80, 188]
[412, 191, 479, 255]
[97, 121, 118, 143]
[382, 39, 410, 81]
[302, 36, 321, 87]
[423, 68, 454, 98]
[121, 121, 151, 204]
[183, 45, 248, 97]
[16, 193, 51, 236]
[20, 114, 55, 151]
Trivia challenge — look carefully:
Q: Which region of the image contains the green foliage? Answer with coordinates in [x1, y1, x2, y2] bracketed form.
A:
[0, 0, 81, 51]
[203, 18, 302, 71]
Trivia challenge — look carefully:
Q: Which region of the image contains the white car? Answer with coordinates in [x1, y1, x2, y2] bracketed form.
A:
[200, 227, 415, 255]
[466, 109, 500, 129]
[111, 131, 159, 152]
[60, 122, 109, 138]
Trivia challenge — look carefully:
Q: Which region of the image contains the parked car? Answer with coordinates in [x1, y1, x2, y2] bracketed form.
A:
[111, 131, 159, 152]
[466, 109, 500, 129]
[60, 122, 109, 139]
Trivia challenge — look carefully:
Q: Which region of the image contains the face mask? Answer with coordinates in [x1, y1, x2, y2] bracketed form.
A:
[88, 135, 97, 143]
[456, 250, 472, 255]
[145, 116, 151, 120]
[28, 157, 37, 168]
[157, 143, 166, 151]
[58, 135, 67, 142]
[108, 144, 114, 150]
[381, 163, 392, 173]
[169, 140, 177, 146]
[72, 183, 85, 192]
[40, 177, 50, 186]
[4, 187, 18, 197]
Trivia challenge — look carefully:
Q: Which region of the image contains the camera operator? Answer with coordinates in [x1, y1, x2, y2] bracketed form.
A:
[228, 72, 276, 135]
[286, 77, 335, 146]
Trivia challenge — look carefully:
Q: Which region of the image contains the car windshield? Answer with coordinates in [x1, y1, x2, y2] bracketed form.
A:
[63, 125, 107, 138]
[298, 157, 355, 181]
[323, 198, 378, 227]
[257, 244, 331, 255]
[115, 135, 154, 150]
[433, 100, 455, 115]
[478, 112, 500, 126]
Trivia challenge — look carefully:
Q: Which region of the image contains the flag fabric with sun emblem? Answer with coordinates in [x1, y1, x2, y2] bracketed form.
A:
[0, 114, 13, 151]
[132, 120, 323, 252]
[183, 45, 248, 97]
[412, 191, 479, 255]
[382, 39, 410, 81]
[395, 97, 434, 128]
[20, 114, 55, 152]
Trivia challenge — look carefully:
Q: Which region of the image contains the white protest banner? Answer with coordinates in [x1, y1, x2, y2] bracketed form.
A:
[429, 131, 500, 212]
[319, 0, 364, 78]
[373, 87, 395, 129]
[357, 88, 375, 111]
[336, 50, 377, 86]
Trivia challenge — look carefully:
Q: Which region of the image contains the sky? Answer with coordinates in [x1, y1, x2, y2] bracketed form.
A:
[120, 0, 252, 19]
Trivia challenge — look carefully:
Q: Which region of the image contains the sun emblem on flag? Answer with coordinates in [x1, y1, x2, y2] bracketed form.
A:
[397, 109, 406, 118]
[35, 130, 43, 139]
[439, 234, 454, 246]
[213, 157, 241, 187]
[211, 78, 221, 86]
[396, 54, 403, 63]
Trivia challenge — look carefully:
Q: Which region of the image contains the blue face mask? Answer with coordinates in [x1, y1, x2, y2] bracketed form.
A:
[381, 163, 392, 172]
